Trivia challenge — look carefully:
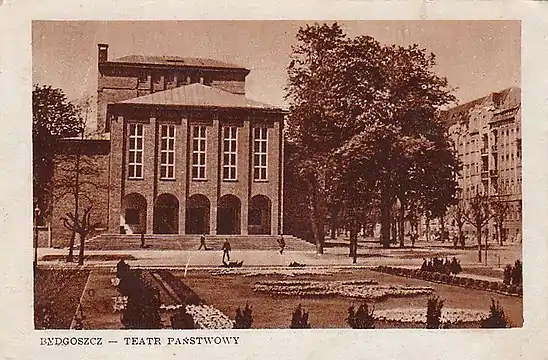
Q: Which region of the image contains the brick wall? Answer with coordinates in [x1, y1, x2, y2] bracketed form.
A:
[51, 141, 110, 248]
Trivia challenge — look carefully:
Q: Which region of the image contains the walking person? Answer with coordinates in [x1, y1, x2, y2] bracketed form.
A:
[277, 235, 286, 255]
[198, 234, 208, 250]
[222, 238, 231, 263]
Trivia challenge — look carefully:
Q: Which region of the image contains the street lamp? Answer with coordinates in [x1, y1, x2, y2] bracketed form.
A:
[33, 205, 40, 271]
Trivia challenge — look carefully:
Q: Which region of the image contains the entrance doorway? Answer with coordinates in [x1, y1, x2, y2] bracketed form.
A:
[248, 195, 271, 234]
[122, 193, 147, 234]
[217, 194, 241, 235]
[153, 193, 179, 234]
[186, 194, 210, 234]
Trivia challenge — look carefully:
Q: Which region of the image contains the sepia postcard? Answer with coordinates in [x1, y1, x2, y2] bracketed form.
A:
[1, 1, 548, 360]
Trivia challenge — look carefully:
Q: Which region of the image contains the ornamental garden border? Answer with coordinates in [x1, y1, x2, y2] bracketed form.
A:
[372, 265, 522, 298]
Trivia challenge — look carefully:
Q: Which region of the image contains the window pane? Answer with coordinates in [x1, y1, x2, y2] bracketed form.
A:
[254, 168, 259, 180]
[193, 139, 198, 150]
[261, 142, 267, 153]
[192, 167, 198, 179]
[224, 153, 229, 164]
[136, 152, 142, 164]
[161, 166, 167, 178]
[192, 153, 198, 164]
[161, 126, 167, 137]
[137, 138, 143, 149]
[230, 154, 236, 164]
[168, 152, 174, 164]
[161, 139, 167, 150]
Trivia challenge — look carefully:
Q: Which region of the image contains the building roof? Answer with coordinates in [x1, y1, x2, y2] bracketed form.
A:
[442, 87, 520, 126]
[112, 55, 246, 70]
[117, 83, 283, 111]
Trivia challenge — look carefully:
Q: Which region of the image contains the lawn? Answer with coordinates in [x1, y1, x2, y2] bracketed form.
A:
[34, 268, 90, 329]
[34, 267, 522, 329]
[179, 268, 523, 329]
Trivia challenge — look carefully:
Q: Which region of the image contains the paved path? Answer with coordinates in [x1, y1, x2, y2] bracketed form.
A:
[37, 243, 521, 273]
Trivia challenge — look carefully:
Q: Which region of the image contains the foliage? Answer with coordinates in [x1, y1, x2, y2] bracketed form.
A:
[171, 307, 195, 329]
[347, 303, 375, 329]
[290, 304, 311, 329]
[426, 296, 445, 329]
[480, 299, 510, 328]
[503, 265, 513, 285]
[119, 270, 162, 329]
[33, 85, 83, 221]
[234, 303, 253, 329]
[285, 22, 458, 252]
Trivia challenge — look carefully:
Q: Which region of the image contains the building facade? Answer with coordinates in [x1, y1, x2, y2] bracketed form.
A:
[50, 44, 285, 245]
[445, 87, 522, 241]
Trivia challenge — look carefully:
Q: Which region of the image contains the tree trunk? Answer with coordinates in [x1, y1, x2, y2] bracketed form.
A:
[425, 216, 430, 242]
[440, 213, 445, 242]
[499, 223, 504, 246]
[308, 177, 325, 255]
[380, 190, 391, 248]
[476, 225, 482, 263]
[398, 201, 405, 248]
[330, 206, 338, 240]
[349, 219, 358, 263]
[67, 231, 76, 262]
[78, 233, 86, 266]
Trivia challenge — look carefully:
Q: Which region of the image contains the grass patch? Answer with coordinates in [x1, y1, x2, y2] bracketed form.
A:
[34, 269, 90, 329]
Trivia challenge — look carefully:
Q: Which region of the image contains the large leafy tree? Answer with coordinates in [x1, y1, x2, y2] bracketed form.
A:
[33, 85, 82, 221]
[463, 192, 492, 262]
[286, 23, 458, 252]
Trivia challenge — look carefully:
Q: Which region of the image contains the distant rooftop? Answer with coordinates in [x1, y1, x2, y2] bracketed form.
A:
[442, 87, 520, 126]
[117, 83, 282, 111]
[112, 55, 247, 70]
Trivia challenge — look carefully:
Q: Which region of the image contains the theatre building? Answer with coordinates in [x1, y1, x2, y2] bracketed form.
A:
[51, 44, 286, 245]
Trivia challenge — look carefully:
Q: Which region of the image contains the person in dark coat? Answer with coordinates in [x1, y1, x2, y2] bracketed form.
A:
[198, 234, 208, 250]
[277, 235, 286, 254]
[222, 239, 231, 262]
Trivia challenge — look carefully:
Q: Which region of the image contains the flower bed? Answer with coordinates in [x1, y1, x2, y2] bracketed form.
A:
[211, 267, 350, 277]
[373, 266, 522, 298]
[185, 304, 235, 329]
[374, 307, 489, 325]
[253, 280, 432, 301]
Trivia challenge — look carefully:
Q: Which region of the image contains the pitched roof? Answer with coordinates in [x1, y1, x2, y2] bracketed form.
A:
[441, 87, 520, 126]
[112, 55, 246, 70]
[118, 83, 282, 111]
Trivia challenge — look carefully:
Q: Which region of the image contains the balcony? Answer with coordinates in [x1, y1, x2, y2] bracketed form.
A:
[481, 170, 489, 180]
[491, 144, 498, 152]
[480, 147, 488, 156]
[489, 169, 498, 178]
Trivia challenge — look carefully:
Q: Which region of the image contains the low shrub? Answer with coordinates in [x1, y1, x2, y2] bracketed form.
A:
[503, 265, 512, 285]
[234, 303, 253, 329]
[171, 307, 195, 329]
[489, 282, 499, 291]
[516, 285, 523, 296]
[508, 285, 517, 294]
[426, 296, 444, 329]
[290, 304, 311, 329]
[481, 299, 510, 328]
[347, 303, 375, 329]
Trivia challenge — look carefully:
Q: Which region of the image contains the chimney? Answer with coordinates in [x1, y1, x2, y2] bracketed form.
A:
[98, 44, 109, 63]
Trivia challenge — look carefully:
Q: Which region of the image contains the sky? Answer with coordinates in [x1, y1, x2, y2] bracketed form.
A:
[32, 20, 520, 110]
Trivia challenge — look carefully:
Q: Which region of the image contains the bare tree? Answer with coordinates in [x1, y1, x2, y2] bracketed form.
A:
[490, 198, 510, 246]
[62, 206, 100, 265]
[449, 199, 467, 249]
[463, 193, 492, 262]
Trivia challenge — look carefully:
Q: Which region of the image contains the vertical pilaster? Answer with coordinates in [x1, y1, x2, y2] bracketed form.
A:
[145, 116, 157, 234]
[178, 117, 188, 234]
[279, 118, 285, 235]
[108, 115, 125, 233]
[209, 117, 220, 235]
[271, 121, 281, 235]
[240, 119, 250, 235]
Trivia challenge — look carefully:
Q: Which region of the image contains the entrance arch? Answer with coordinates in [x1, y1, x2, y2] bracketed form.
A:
[122, 193, 147, 234]
[217, 194, 241, 235]
[186, 194, 210, 234]
[249, 195, 271, 234]
[153, 193, 179, 234]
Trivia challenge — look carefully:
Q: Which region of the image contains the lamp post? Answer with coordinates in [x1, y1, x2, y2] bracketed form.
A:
[33, 205, 40, 271]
